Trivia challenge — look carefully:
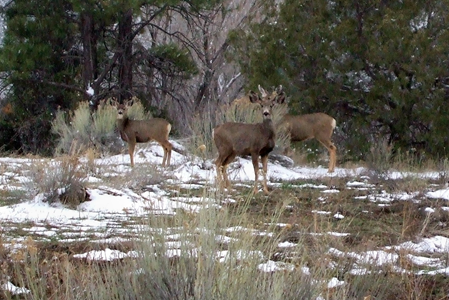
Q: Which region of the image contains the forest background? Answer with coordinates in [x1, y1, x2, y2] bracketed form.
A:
[0, 0, 448, 163]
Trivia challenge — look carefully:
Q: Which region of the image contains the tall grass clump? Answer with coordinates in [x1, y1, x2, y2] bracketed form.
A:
[189, 111, 216, 159]
[26, 152, 89, 207]
[436, 157, 449, 183]
[366, 137, 393, 175]
[116, 191, 317, 300]
[52, 98, 148, 156]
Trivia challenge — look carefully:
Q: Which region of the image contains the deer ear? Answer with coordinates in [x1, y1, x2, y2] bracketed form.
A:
[276, 91, 286, 104]
[124, 99, 134, 107]
[275, 85, 283, 94]
[248, 91, 260, 103]
[110, 97, 118, 107]
[258, 85, 268, 97]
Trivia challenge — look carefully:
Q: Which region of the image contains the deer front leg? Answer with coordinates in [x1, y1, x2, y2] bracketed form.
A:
[215, 161, 230, 191]
[251, 154, 260, 194]
[160, 141, 172, 167]
[161, 146, 167, 167]
[261, 155, 269, 194]
[215, 160, 223, 187]
[166, 142, 172, 167]
[128, 141, 136, 167]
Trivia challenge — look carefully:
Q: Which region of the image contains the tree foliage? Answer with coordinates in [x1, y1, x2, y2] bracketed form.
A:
[0, 0, 220, 154]
[0, 0, 78, 154]
[229, 0, 449, 160]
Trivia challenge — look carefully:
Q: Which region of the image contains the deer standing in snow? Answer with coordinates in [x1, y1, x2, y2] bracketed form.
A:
[115, 100, 172, 167]
[213, 85, 285, 194]
[279, 112, 337, 172]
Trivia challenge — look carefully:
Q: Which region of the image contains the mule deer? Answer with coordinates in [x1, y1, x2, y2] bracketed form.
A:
[279, 112, 337, 172]
[213, 85, 285, 194]
[115, 100, 172, 167]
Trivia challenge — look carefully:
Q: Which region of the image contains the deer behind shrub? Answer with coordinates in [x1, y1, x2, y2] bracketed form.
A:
[115, 100, 172, 167]
[213, 85, 285, 194]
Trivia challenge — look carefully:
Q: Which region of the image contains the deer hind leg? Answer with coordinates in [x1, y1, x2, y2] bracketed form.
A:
[251, 153, 260, 194]
[261, 155, 269, 194]
[215, 155, 225, 189]
[328, 143, 337, 172]
[160, 140, 172, 167]
[317, 138, 337, 173]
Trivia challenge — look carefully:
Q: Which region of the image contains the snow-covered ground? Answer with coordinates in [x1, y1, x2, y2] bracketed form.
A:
[1, 141, 449, 295]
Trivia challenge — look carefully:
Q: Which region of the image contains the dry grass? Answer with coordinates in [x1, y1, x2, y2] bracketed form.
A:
[2, 182, 447, 299]
[25, 151, 89, 207]
[1, 152, 449, 299]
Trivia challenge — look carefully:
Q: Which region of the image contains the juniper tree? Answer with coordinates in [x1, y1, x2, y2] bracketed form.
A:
[229, 0, 449, 160]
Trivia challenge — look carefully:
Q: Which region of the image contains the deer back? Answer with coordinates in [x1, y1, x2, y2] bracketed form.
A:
[280, 113, 335, 142]
[115, 102, 171, 144]
[119, 118, 170, 143]
[214, 121, 275, 156]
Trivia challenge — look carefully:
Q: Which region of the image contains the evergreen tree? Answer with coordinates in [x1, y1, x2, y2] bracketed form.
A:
[0, 0, 78, 154]
[230, 0, 449, 160]
[0, 0, 221, 154]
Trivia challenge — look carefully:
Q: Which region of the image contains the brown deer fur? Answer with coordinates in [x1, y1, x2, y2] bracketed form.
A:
[115, 102, 172, 167]
[279, 112, 337, 172]
[213, 85, 285, 194]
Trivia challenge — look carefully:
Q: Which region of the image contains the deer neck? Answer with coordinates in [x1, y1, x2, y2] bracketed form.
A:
[117, 116, 130, 132]
[261, 118, 275, 136]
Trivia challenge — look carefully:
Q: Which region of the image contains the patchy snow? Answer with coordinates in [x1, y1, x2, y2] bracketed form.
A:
[427, 188, 449, 200]
[73, 248, 139, 261]
[1, 143, 449, 296]
[1, 282, 30, 296]
[392, 236, 449, 253]
[327, 277, 345, 288]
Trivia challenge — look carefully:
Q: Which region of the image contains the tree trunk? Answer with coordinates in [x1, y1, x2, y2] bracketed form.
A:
[118, 9, 134, 102]
[81, 12, 100, 110]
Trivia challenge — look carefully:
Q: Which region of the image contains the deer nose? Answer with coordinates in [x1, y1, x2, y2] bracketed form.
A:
[263, 111, 270, 117]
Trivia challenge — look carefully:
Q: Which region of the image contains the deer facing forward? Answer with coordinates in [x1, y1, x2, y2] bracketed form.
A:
[115, 101, 172, 167]
[213, 85, 285, 194]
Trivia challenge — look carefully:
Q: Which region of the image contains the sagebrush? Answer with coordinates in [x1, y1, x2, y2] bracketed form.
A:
[52, 98, 149, 156]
